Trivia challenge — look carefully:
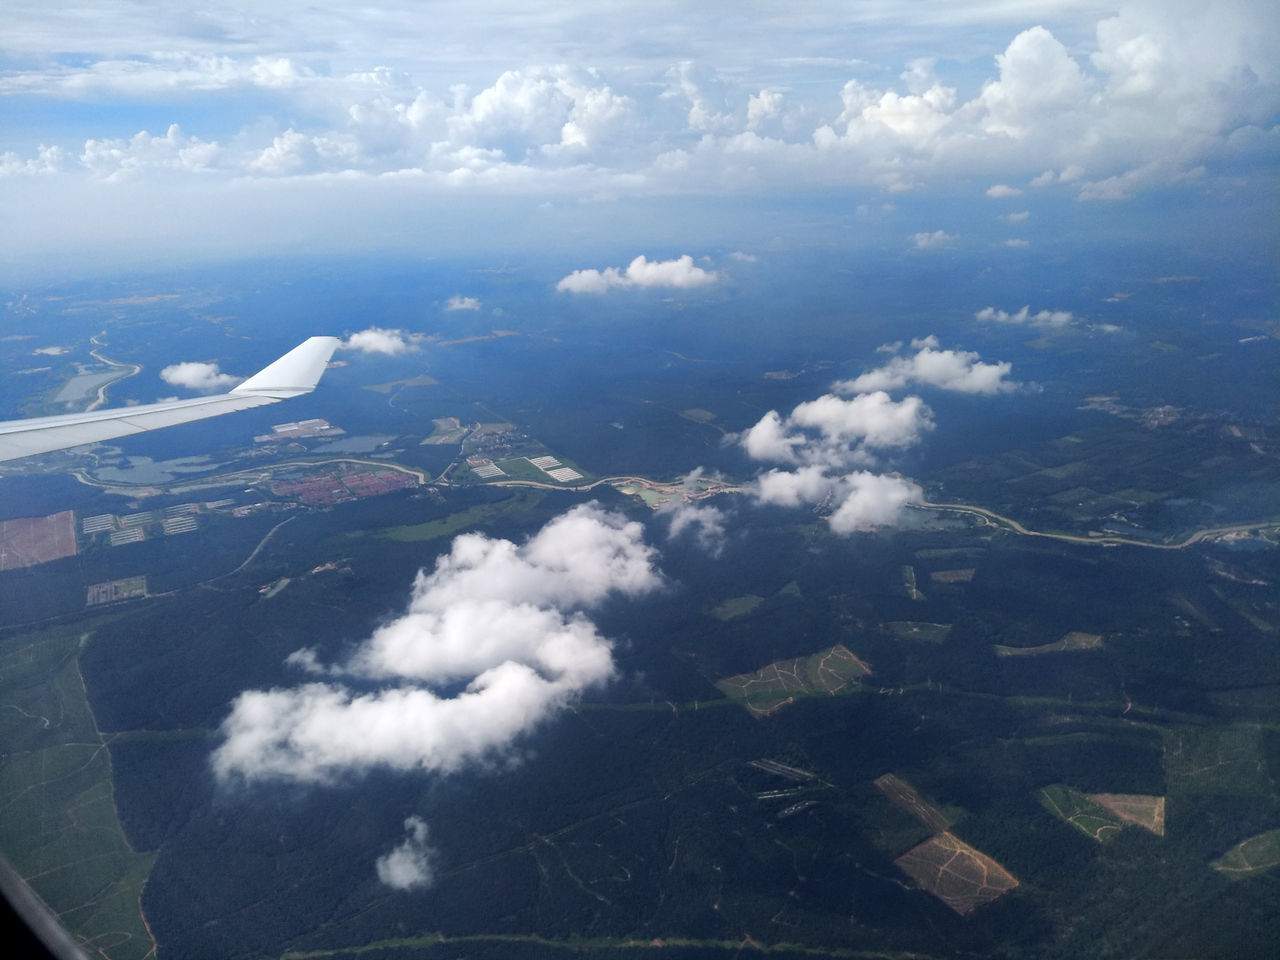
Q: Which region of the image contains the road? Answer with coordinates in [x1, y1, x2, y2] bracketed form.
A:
[912, 499, 1279, 550]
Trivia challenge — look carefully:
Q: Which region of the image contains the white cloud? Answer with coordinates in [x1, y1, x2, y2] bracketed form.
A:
[1003, 238, 1029, 248]
[211, 504, 661, 785]
[556, 255, 719, 294]
[159, 360, 239, 391]
[985, 183, 1023, 198]
[1003, 210, 1030, 223]
[0, 145, 65, 177]
[81, 124, 221, 180]
[375, 816, 436, 891]
[912, 229, 953, 249]
[2, 4, 1277, 276]
[737, 336, 1015, 533]
[839, 337, 1017, 395]
[751, 466, 923, 534]
[975, 305, 1075, 328]
[341, 327, 419, 354]
[728, 251, 758, 262]
[660, 501, 727, 556]
[658, 468, 728, 555]
[977, 25, 1089, 139]
[736, 390, 932, 535]
[444, 295, 480, 311]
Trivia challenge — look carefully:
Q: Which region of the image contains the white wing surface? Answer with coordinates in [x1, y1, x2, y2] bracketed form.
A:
[0, 336, 341, 463]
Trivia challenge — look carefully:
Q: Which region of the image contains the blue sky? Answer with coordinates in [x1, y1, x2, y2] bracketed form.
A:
[1, 0, 1276, 280]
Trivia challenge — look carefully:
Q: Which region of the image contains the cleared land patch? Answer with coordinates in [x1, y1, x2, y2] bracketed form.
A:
[929, 568, 975, 584]
[362, 374, 439, 394]
[901, 566, 925, 600]
[421, 416, 468, 445]
[1211, 828, 1280, 878]
[994, 631, 1102, 657]
[0, 510, 78, 571]
[679, 408, 716, 423]
[885, 621, 951, 643]
[874, 773, 952, 834]
[1037, 785, 1125, 842]
[0, 623, 155, 959]
[709, 595, 764, 621]
[716, 644, 871, 717]
[1086, 793, 1165, 835]
[1166, 725, 1269, 795]
[85, 576, 147, 607]
[894, 832, 1019, 915]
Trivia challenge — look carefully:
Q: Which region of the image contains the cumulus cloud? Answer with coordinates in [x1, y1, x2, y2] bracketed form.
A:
[341, 327, 419, 354]
[985, 183, 1023, 198]
[840, 336, 1017, 396]
[660, 501, 727, 556]
[444, 295, 480, 311]
[1003, 238, 1030, 248]
[159, 361, 239, 391]
[912, 230, 953, 249]
[1003, 210, 1030, 223]
[658, 468, 729, 555]
[736, 337, 1014, 533]
[375, 816, 436, 891]
[975, 305, 1075, 328]
[736, 391, 930, 532]
[211, 504, 661, 785]
[754, 467, 923, 534]
[556, 255, 719, 294]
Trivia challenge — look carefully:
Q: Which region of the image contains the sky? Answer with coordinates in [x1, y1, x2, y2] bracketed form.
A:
[1, 0, 1276, 279]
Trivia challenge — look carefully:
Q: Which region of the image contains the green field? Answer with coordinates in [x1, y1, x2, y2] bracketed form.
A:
[1037, 784, 1126, 842]
[356, 492, 546, 543]
[709, 595, 764, 621]
[716, 644, 871, 717]
[1211, 828, 1280, 878]
[995, 631, 1103, 657]
[495, 455, 593, 484]
[0, 622, 155, 960]
[884, 621, 951, 643]
[1165, 725, 1270, 795]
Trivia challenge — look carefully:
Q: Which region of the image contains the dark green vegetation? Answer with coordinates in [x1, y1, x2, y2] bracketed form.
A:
[32, 486, 1272, 960]
[0, 620, 155, 959]
[1037, 785, 1127, 842]
[1, 257, 1278, 960]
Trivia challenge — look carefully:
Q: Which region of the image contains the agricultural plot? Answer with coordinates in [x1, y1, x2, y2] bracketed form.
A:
[715, 644, 871, 717]
[874, 773, 952, 834]
[994, 631, 1102, 657]
[900, 565, 925, 600]
[894, 832, 1019, 915]
[0, 624, 155, 959]
[85, 576, 147, 607]
[709, 595, 764, 621]
[1037, 785, 1126, 842]
[885, 621, 951, 643]
[1165, 725, 1270, 795]
[1211, 828, 1280, 879]
[1086, 793, 1165, 836]
[930, 568, 975, 584]
[421, 416, 468, 444]
[0, 510, 78, 571]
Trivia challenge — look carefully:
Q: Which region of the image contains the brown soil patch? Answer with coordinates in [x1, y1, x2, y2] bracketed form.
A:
[1085, 793, 1166, 835]
[0, 510, 77, 571]
[895, 831, 1018, 915]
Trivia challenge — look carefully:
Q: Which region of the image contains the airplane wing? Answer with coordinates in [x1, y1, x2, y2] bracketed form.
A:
[0, 336, 341, 463]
